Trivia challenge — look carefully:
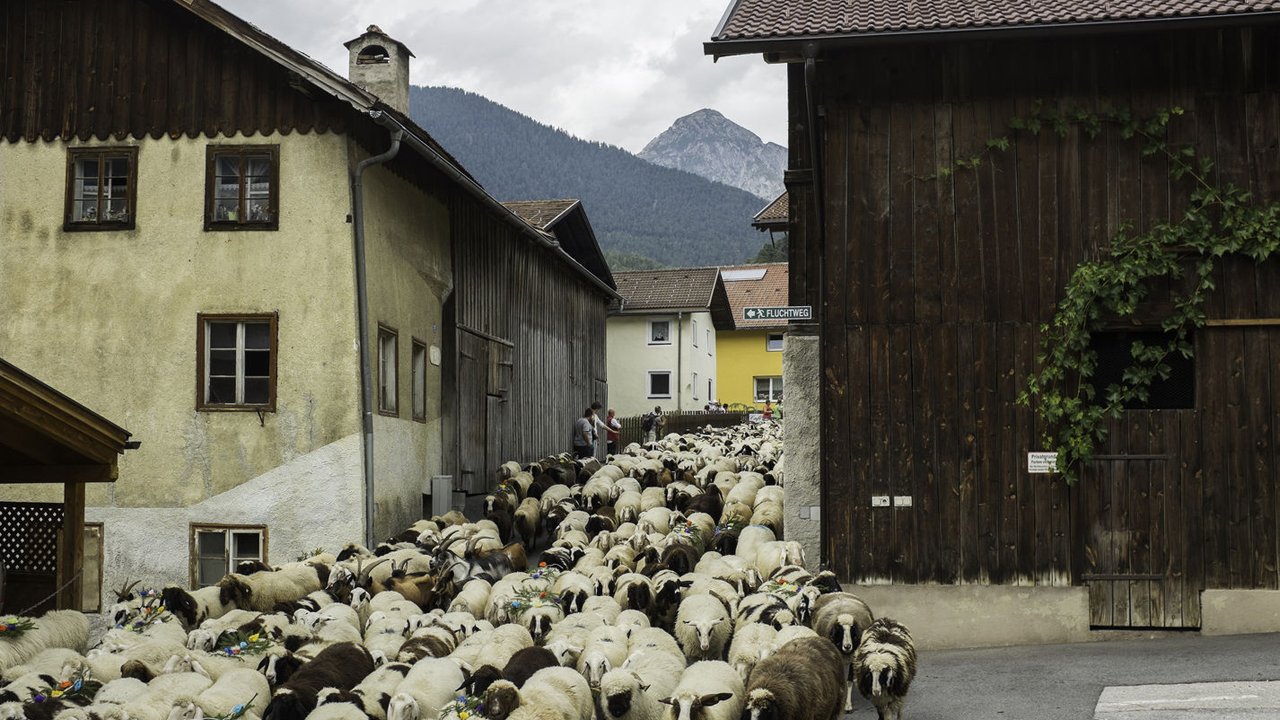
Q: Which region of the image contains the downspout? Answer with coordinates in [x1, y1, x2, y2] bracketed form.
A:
[802, 43, 829, 567]
[676, 312, 684, 410]
[350, 119, 403, 548]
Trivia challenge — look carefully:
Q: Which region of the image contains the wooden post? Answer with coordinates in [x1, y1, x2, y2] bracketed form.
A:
[59, 479, 85, 611]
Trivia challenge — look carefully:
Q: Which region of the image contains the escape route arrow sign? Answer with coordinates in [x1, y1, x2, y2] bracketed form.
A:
[743, 306, 813, 321]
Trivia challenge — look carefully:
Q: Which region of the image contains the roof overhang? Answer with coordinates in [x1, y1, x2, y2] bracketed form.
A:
[705, 11, 1280, 60]
[0, 359, 133, 483]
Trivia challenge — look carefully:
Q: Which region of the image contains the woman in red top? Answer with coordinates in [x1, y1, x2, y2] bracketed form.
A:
[605, 408, 622, 455]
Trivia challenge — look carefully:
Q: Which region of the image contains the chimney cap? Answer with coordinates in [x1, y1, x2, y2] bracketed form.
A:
[343, 25, 416, 58]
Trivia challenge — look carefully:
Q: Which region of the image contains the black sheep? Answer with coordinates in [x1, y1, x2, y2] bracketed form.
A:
[263, 642, 375, 720]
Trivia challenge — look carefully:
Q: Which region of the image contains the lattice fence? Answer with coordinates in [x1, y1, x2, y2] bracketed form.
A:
[0, 502, 63, 574]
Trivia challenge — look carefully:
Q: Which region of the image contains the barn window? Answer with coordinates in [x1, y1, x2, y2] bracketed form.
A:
[65, 146, 138, 230]
[648, 371, 672, 399]
[378, 325, 398, 416]
[197, 314, 277, 411]
[190, 525, 267, 588]
[766, 333, 784, 352]
[649, 320, 671, 345]
[205, 145, 279, 230]
[412, 339, 427, 422]
[1090, 330, 1195, 409]
[754, 376, 783, 402]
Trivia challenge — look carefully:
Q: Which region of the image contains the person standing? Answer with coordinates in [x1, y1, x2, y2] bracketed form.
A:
[605, 408, 621, 455]
[572, 407, 595, 459]
[643, 405, 664, 444]
[590, 401, 608, 460]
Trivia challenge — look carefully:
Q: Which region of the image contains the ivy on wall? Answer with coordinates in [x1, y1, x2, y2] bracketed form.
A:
[936, 102, 1280, 483]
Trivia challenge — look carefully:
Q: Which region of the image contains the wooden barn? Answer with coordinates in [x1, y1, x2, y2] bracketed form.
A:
[708, 1, 1280, 643]
[446, 199, 616, 494]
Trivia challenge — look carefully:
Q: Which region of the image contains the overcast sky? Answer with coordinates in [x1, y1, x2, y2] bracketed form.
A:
[217, 0, 786, 153]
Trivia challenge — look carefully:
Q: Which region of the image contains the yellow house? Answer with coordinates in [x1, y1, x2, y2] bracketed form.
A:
[716, 263, 789, 410]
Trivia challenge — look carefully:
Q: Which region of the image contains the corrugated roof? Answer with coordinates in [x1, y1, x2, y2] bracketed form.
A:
[503, 200, 579, 231]
[711, 0, 1280, 45]
[753, 192, 788, 229]
[614, 267, 723, 311]
[719, 263, 790, 329]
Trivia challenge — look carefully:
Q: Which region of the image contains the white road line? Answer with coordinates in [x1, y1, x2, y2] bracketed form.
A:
[1099, 694, 1262, 707]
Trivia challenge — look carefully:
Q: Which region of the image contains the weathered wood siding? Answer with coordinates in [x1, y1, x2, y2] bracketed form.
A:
[450, 197, 610, 493]
[798, 25, 1280, 625]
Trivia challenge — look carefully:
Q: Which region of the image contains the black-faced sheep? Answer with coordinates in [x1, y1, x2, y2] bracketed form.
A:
[484, 666, 594, 720]
[853, 619, 917, 720]
[261, 641, 374, 720]
[812, 591, 875, 712]
[742, 636, 845, 720]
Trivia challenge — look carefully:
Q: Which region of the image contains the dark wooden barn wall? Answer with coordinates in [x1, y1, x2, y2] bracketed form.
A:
[450, 197, 610, 492]
[804, 25, 1280, 616]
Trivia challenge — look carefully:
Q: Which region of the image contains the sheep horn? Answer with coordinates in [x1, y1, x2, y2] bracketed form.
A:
[114, 578, 141, 602]
[357, 557, 391, 585]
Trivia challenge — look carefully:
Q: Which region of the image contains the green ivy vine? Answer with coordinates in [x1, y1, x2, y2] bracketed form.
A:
[938, 102, 1280, 483]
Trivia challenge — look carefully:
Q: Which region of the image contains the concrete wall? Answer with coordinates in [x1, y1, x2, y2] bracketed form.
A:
[360, 157, 451, 539]
[852, 584, 1092, 650]
[1202, 590, 1280, 635]
[716, 329, 784, 408]
[782, 331, 820, 563]
[606, 312, 715, 415]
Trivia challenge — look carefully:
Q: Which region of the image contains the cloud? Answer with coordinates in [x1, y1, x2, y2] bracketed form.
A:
[215, 0, 786, 151]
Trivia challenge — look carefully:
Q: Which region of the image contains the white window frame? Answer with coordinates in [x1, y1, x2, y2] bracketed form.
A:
[754, 376, 784, 402]
[693, 371, 699, 400]
[649, 320, 672, 345]
[707, 328, 712, 355]
[411, 338, 427, 422]
[766, 333, 784, 352]
[647, 370, 673, 399]
[692, 319, 699, 347]
[378, 325, 398, 416]
[708, 378, 714, 402]
[190, 524, 267, 588]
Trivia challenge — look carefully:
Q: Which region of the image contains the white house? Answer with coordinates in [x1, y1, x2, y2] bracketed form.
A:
[606, 268, 733, 416]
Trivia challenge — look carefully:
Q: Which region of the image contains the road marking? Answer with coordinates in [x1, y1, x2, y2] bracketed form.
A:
[1099, 694, 1261, 707]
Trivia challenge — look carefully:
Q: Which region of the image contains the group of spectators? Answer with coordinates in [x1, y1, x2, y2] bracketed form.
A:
[572, 401, 622, 459]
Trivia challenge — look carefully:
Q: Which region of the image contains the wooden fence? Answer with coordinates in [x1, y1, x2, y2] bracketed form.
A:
[616, 411, 749, 446]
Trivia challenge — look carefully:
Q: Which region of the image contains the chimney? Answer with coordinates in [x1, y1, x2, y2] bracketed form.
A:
[344, 25, 414, 115]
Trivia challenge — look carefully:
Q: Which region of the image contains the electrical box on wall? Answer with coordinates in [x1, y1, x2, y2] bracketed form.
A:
[894, 496, 913, 507]
[871, 496, 890, 507]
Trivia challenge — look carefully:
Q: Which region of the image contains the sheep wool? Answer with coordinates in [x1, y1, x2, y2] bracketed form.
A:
[743, 636, 845, 720]
[0, 611, 89, 674]
[853, 619, 917, 720]
[660, 661, 743, 720]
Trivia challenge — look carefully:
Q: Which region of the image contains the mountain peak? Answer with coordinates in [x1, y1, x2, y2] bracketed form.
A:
[639, 109, 785, 200]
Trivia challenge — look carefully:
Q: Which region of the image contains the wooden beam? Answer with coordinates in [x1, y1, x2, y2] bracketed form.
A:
[1204, 318, 1280, 327]
[0, 464, 115, 483]
[59, 481, 86, 611]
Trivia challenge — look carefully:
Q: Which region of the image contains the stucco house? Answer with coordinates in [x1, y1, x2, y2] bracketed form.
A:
[715, 263, 789, 410]
[607, 268, 733, 416]
[0, 0, 612, 602]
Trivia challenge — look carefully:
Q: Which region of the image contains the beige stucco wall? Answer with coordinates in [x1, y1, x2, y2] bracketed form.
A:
[359, 157, 451, 539]
[0, 132, 361, 512]
[606, 311, 715, 416]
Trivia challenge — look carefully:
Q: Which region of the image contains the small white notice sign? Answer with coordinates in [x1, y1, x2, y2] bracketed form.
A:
[1028, 452, 1059, 474]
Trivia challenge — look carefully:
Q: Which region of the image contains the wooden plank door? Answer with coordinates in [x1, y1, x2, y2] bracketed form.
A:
[1081, 411, 1198, 628]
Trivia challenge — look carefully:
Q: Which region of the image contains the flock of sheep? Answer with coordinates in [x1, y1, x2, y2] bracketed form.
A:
[0, 423, 917, 720]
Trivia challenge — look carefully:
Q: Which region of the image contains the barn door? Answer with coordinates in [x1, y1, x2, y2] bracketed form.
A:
[457, 332, 489, 495]
[1080, 410, 1199, 628]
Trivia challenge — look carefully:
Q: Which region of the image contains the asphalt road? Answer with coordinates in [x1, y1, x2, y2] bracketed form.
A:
[867, 632, 1280, 720]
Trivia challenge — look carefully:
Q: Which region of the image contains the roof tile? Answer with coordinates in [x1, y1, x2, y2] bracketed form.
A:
[714, 0, 1280, 42]
[720, 263, 790, 329]
[614, 267, 723, 311]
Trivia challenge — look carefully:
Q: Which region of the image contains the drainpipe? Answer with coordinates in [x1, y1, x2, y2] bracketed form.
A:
[350, 119, 403, 548]
[676, 312, 684, 410]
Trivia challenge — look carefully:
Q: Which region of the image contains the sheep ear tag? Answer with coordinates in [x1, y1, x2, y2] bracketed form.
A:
[700, 693, 734, 707]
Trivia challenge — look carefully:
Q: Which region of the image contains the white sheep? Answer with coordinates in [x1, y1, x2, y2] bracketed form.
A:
[726, 623, 777, 682]
[0, 611, 88, 673]
[487, 666, 594, 720]
[386, 657, 467, 720]
[659, 661, 743, 720]
[575, 626, 630, 688]
[731, 526, 775, 567]
[673, 595, 732, 662]
[753, 541, 805, 580]
[191, 667, 269, 718]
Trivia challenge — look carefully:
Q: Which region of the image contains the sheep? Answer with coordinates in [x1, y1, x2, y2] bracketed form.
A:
[614, 610, 650, 631]
[551, 572, 593, 615]
[519, 605, 564, 645]
[772, 626, 817, 649]
[515, 497, 543, 548]
[447, 578, 493, 617]
[658, 661, 743, 720]
[673, 595, 732, 662]
[160, 585, 242, 631]
[747, 503, 782, 541]
[732, 526, 775, 567]
[853, 619, 917, 720]
[0, 611, 89, 673]
[742, 636, 845, 720]
[580, 596, 622, 624]
[385, 657, 467, 720]
[599, 669, 663, 720]
[318, 661, 412, 720]
[452, 624, 534, 673]
[753, 541, 805, 581]
[261, 642, 374, 720]
[219, 561, 329, 612]
[574, 626, 629, 689]
[499, 646, 560, 690]
[483, 666, 593, 720]
[811, 592, 875, 712]
[395, 624, 456, 663]
[613, 574, 654, 613]
[191, 667, 271, 719]
[734, 594, 794, 631]
[725, 623, 776, 682]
